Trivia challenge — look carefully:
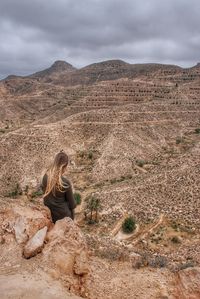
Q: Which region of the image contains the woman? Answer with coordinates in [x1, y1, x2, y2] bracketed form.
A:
[41, 150, 76, 223]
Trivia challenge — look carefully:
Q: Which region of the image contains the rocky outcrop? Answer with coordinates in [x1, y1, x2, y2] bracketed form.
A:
[30, 60, 76, 79]
[172, 267, 200, 299]
[1, 204, 51, 244]
[43, 217, 90, 295]
[0, 272, 83, 299]
[23, 226, 48, 258]
[0, 200, 90, 298]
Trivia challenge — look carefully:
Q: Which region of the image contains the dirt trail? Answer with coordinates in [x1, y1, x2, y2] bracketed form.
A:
[110, 214, 129, 237]
[70, 119, 180, 125]
[131, 213, 164, 245]
[111, 214, 164, 243]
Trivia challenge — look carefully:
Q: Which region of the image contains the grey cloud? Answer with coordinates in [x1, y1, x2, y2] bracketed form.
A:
[0, 0, 200, 78]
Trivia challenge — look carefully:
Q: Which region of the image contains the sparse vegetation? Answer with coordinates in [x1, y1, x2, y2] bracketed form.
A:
[122, 216, 136, 233]
[78, 150, 85, 158]
[110, 174, 132, 184]
[136, 159, 146, 167]
[85, 196, 102, 224]
[88, 151, 93, 159]
[31, 189, 43, 198]
[194, 128, 200, 134]
[6, 183, 22, 198]
[74, 192, 81, 205]
[24, 185, 29, 194]
[148, 255, 168, 268]
[171, 236, 181, 244]
[171, 221, 179, 231]
[138, 253, 168, 268]
[176, 261, 196, 271]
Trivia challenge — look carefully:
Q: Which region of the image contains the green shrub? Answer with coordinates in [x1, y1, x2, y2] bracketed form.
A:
[31, 189, 43, 198]
[85, 196, 101, 222]
[195, 128, 200, 134]
[171, 236, 181, 244]
[122, 216, 136, 233]
[136, 159, 146, 167]
[74, 192, 81, 205]
[88, 151, 93, 159]
[171, 221, 179, 231]
[7, 183, 22, 198]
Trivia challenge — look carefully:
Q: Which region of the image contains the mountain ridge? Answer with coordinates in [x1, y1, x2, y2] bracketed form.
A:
[2, 59, 200, 82]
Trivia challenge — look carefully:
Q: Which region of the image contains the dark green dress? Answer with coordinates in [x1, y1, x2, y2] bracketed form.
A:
[41, 173, 76, 223]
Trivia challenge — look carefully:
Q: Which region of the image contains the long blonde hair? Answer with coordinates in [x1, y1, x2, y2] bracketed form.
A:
[44, 151, 69, 197]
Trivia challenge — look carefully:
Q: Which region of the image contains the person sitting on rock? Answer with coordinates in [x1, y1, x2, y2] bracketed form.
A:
[41, 150, 76, 223]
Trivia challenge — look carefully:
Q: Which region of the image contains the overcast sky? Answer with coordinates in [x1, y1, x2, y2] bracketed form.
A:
[0, 0, 200, 78]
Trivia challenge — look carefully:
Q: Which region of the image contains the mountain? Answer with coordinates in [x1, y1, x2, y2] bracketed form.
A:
[48, 59, 182, 86]
[29, 60, 76, 79]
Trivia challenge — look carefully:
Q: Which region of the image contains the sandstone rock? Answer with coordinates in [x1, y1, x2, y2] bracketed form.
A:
[74, 250, 90, 275]
[13, 206, 51, 239]
[53, 251, 75, 275]
[0, 272, 83, 299]
[43, 217, 89, 293]
[172, 267, 200, 299]
[44, 217, 89, 274]
[23, 226, 48, 258]
[1, 219, 14, 233]
[13, 216, 28, 244]
[1, 205, 51, 244]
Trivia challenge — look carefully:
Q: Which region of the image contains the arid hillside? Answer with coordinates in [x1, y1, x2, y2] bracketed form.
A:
[0, 60, 200, 298]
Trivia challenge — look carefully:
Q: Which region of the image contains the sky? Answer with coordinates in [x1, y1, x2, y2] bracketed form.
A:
[0, 0, 200, 78]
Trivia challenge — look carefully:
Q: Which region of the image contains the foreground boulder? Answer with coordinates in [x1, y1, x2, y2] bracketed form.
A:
[23, 226, 48, 258]
[43, 217, 90, 295]
[1, 203, 51, 244]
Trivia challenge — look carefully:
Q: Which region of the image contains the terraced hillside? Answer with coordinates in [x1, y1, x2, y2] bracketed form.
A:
[0, 59, 200, 278]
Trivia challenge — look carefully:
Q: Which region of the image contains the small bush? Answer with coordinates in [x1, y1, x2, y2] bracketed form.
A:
[87, 219, 96, 225]
[88, 151, 93, 159]
[176, 136, 184, 144]
[122, 216, 136, 233]
[110, 178, 117, 184]
[136, 159, 146, 167]
[195, 128, 200, 134]
[171, 236, 181, 244]
[78, 151, 85, 158]
[85, 196, 101, 223]
[149, 255, 168, 268]
[74, 192, 81, 205]
[140, 253, 168, 268]
[171, 221, 179, 231]
[7, 183, 22, 198]
[31, 189, 43, 198]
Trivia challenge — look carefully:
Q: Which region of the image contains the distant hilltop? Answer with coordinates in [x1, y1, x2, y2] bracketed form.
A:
[2, 59, 200, 82]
